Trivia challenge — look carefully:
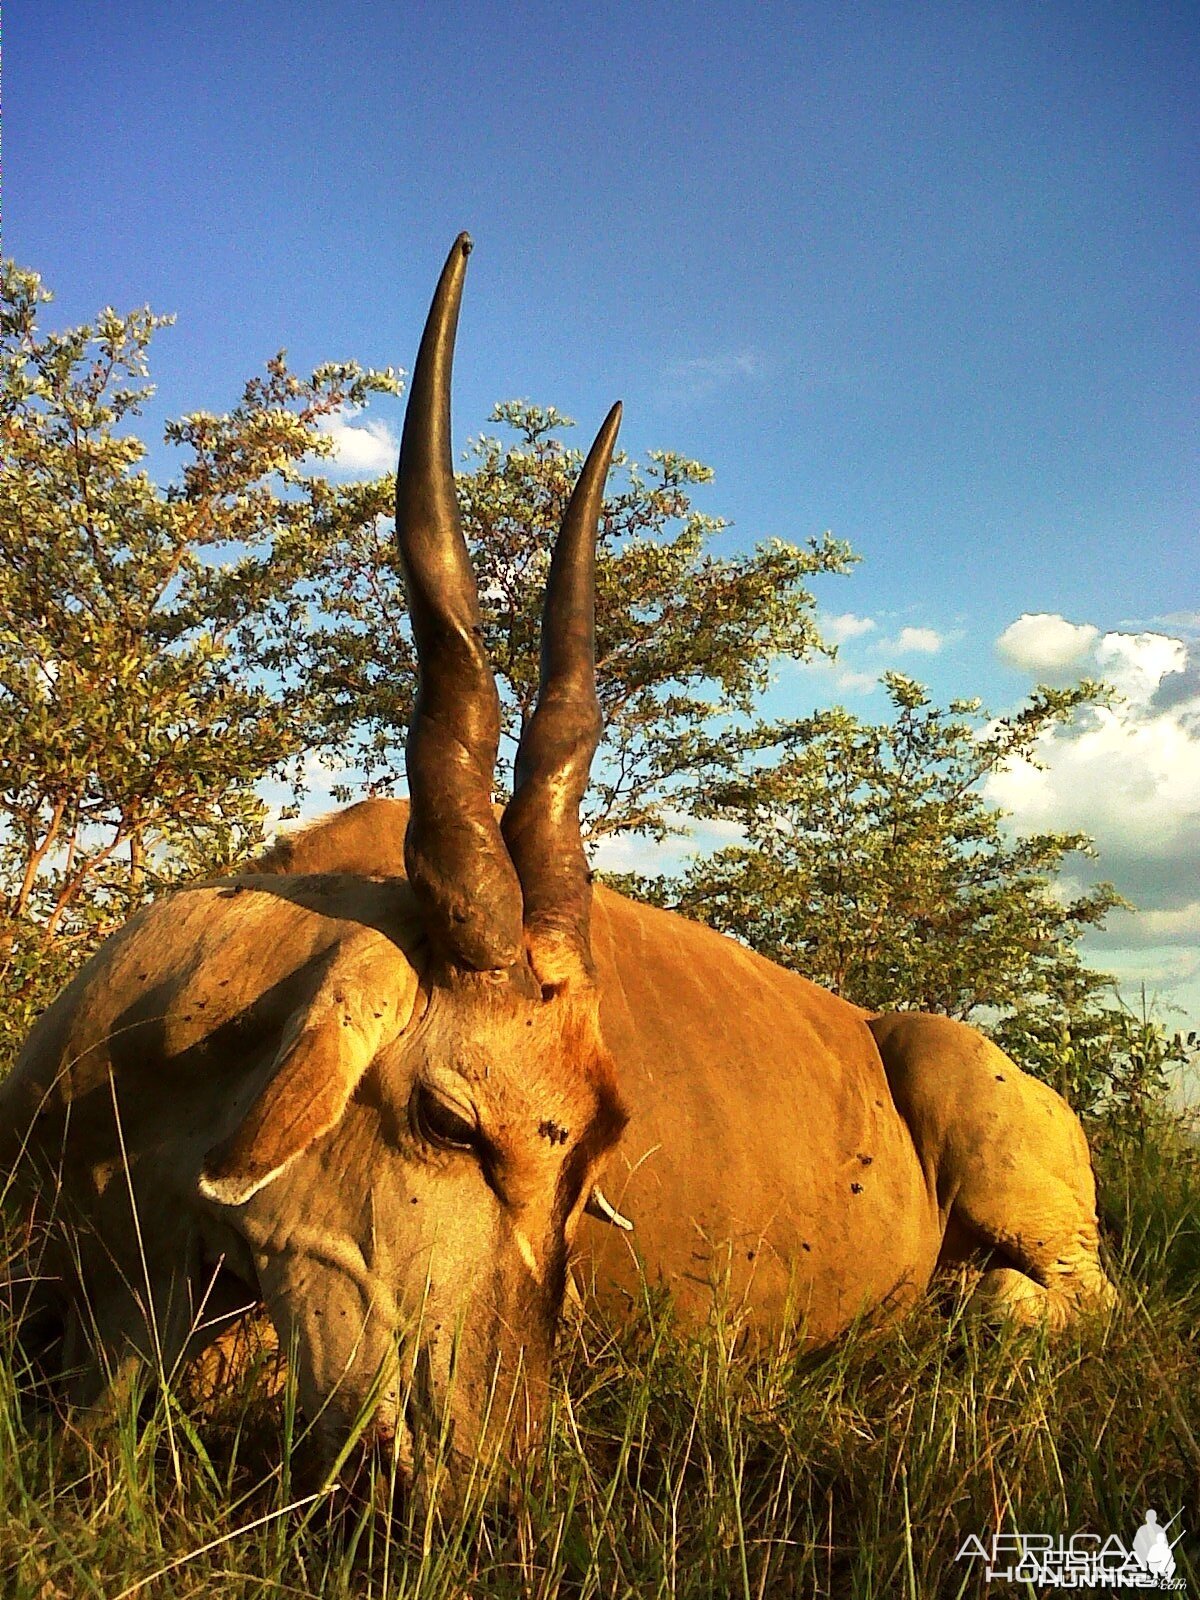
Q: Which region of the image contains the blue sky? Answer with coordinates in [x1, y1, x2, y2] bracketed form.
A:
[8, 1, 1199, 1026]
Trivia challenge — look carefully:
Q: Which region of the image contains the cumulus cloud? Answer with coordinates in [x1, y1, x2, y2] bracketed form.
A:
[985, 700, 1200, 862]
[803, 614, 943, 684]
[985, 623, 1200, 860]
[994, 613, 1197, 718]
[1094, 630, 1187, 703]
[882, 626, 943, 656]
[834, 668, 880, 694]
[1101, 902, 1200, 948]
[313, 410, 398, 476]
[259, 751, 354, 835]
[1153, 640, 1200, 713]
[986, 617, 1200, 1016]
[822, 612, 877, 645]
[996, 613, 1100, 674]
[778, 655, 880, 699]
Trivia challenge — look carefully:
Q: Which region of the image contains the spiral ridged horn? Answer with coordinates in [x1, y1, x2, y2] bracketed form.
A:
[502, 402, 621, 981]
[395, 233, 524, 970]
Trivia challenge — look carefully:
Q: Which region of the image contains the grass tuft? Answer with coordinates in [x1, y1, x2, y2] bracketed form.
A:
[2, 1112, 1197, 1598]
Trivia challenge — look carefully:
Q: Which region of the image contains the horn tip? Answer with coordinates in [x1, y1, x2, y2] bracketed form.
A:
[455, 231, 474, 258]
[596, 401, 622, 451]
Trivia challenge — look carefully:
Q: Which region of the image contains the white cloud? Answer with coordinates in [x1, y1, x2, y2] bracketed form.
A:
[1083, 939, 1200, 997]
[589, 833, 656, 875]
[985, 618, 1200, 904]
[589, 810, 745, 877]
[985, 614, 1200, 1021]
[1093, 630, 1187, 703]
[313, 409, 398, 476]
[777, 652, 880, 698]
[656, 350, 762, 404]
[985, 700, 1200, 861]
[996, 613, 1198, 712]
[889, 626, 943, 655]
[259, 751, 355, 836]
[835, 668, 880, 694]
[1100, 902, 1200, 948]
[823, 612, 877, 645]
[996, 612, 1100, 674]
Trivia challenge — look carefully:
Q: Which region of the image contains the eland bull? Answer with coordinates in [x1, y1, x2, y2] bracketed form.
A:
[0, 236, 1114, 1496]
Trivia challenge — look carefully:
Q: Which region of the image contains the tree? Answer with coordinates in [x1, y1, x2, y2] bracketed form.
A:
[300, 402, 852, 840]
[621, 672, 1151, 1111]
[991, 992, 1193, 1130]
[0, 271, 846, 1050]
[0, 262, 399, 1036]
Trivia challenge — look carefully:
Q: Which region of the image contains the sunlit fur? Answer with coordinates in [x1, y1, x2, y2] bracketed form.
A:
[0, 860, 625, 1494]
[256, 801, 1116, 1343]
[1, 785, 1118, 1510]
[2, 197, 1120, 1515]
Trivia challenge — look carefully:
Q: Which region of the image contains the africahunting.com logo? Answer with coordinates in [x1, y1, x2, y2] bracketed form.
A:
[956, 1508, 1186, 1589]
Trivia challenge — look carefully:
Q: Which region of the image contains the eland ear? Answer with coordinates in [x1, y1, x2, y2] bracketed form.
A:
[199, 957, 419, 1206]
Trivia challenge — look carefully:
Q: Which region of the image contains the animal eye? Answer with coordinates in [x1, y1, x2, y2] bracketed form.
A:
[413, 1083, 478, 1152]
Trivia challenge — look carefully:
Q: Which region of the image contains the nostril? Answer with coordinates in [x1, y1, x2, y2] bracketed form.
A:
[403, 1385, 421, 1439]
[329, 1412, 417, 1524]
[370, 1419, 413, 1492]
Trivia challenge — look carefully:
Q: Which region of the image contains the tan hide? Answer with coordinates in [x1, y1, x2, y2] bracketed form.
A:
[246, 800, 1114, 1335]
[0, 798, 1114, 1451]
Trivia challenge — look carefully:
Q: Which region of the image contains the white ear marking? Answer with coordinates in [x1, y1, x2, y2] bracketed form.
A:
[198, 1161, 289, 1207]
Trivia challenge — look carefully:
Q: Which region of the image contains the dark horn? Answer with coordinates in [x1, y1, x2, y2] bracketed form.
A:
[502, 402, 621, 978]
[396, 233, 524, 970]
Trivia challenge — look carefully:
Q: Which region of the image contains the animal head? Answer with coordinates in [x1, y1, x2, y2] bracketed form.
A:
[192, 235, 628, 1491]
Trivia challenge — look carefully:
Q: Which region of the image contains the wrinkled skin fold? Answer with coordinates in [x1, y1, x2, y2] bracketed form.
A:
[0, 238, 1115, 1507]
[0, 796, 1118, 1495]
[0, 852, 625, 1489]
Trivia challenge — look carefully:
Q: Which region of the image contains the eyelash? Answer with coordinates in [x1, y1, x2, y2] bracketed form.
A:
[412, 1082, 479, 1153]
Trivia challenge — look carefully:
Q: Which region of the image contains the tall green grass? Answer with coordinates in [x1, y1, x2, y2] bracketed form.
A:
[2, 1114, 1197, 1599]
